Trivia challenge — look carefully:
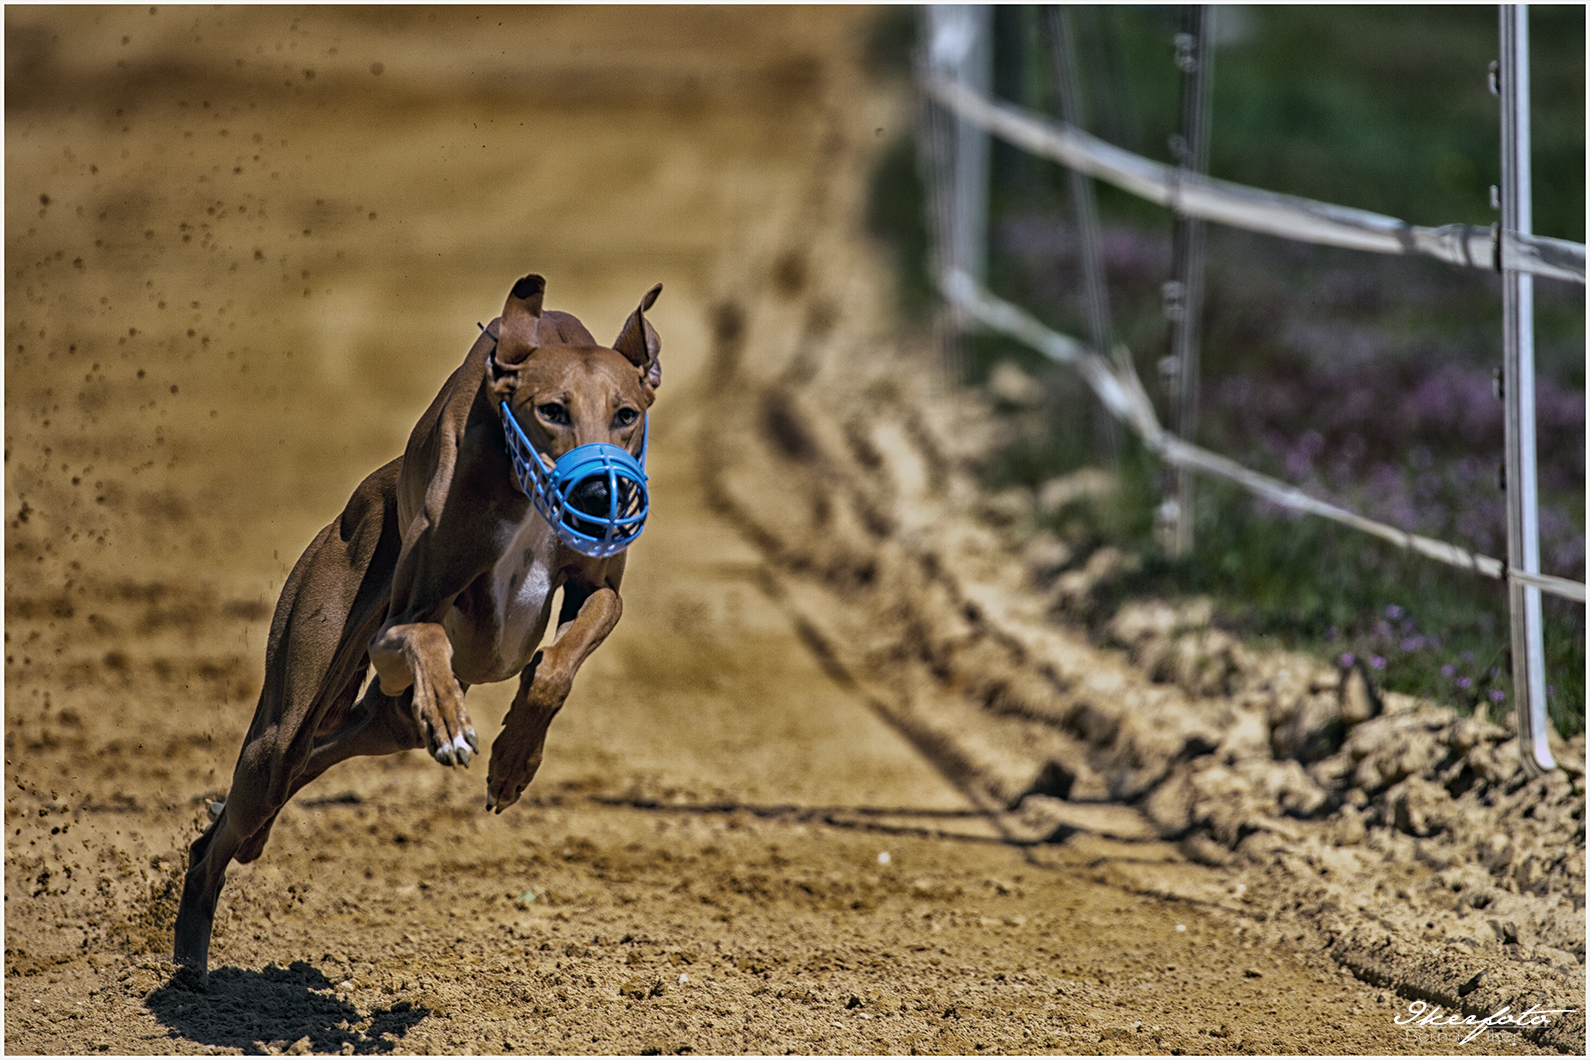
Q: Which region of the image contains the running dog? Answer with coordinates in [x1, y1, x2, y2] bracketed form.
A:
[174, 274, 662, 979]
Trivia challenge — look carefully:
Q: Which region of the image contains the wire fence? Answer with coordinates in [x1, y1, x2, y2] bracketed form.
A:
[918, 4, 1584, 774]
[924, 75, 1586, 284]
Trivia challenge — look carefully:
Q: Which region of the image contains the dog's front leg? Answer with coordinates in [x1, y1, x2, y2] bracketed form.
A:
[371, 621, 478, 767]
[371, 495, 493, 768]
[486, 586, 622, 811]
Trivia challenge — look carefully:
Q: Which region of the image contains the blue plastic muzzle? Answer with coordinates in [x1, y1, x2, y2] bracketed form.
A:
[500, 401, 649, 558]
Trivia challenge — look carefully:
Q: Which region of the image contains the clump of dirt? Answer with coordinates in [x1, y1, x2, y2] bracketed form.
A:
[697, 216, 1586, 1053]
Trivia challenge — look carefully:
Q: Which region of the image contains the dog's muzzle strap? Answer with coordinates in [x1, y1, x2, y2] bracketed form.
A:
[500, 402, 649, 558]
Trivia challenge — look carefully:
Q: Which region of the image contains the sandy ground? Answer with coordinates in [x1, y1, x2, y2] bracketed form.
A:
[4, 6, 1581, 1056]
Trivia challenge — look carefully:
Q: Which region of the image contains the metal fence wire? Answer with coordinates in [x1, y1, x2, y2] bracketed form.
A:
[916, 4, 1585, 774]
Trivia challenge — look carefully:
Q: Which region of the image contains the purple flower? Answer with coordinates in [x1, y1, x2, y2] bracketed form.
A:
[1338, 652, 1356, 668]
[1369, 655, 1386, 670]
[1457, 676, 1473, 690]
[1489, 689, 1506, 704]
[1549, 534, 1585, 579]
[1400, 636, 1423, 652]
[1385, 604, 1404, 620]
[1441, 664, 1456, 677]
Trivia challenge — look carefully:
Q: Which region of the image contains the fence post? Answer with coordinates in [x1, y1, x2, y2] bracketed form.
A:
[1162, 6, 1214, 556]
[1498, 4, 1555, 775]
[1043, 6, 1123, 461]
[921, 5, 992, 382]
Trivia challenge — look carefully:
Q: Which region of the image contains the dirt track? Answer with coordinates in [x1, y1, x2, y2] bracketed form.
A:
[4, 7, 1581, 1055]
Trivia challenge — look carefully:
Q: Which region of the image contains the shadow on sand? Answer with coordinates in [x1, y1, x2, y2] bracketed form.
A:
[145, 961, 428, 1055]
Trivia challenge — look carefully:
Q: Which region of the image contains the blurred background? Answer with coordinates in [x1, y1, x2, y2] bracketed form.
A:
[868, 4, 1585, 736]
[5, 3, 857, 594]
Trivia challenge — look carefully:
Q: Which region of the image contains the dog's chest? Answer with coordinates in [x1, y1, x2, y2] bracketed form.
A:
[448, 511, 560, 683]
[494, 509, 560, 630]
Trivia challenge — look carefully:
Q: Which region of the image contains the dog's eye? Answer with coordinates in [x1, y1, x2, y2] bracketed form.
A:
[537, 402, 570, 426]
[614, 407, 638, 427]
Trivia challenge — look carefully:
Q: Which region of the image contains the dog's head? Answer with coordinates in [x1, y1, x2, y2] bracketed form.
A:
[487, 274, 662, 463]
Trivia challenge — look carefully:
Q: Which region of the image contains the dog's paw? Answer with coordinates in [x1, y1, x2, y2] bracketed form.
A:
[412, 674, 478, 768]
[485, 684, 563, 811]
[484, 769, 531, 814]
[433, 728, 479, 768]
[484, 747, 543, 814]
[484, 787, 519, 814]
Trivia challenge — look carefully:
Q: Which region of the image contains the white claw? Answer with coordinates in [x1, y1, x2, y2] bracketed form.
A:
[450, 733, 474, 767]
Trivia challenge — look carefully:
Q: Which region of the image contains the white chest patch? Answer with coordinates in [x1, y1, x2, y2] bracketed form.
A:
[483, 511, 559, 674]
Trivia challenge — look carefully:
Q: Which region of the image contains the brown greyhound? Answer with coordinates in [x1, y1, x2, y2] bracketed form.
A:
[173, 274, 662, 979]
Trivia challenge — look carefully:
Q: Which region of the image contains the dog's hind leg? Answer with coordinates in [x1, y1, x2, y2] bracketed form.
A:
[192, 655, 441, 914]
[293, 677, 442, 795]
[175, 459, 402, 980]
[172, 633, 378, 979]
[230, 677, 428, 865]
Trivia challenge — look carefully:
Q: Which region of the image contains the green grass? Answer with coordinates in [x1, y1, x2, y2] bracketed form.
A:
[1063, 5, 1585, 240]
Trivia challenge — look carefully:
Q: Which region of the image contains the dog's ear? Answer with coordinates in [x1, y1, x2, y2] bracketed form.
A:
[613, 283, 663, 397]
[489, 274, 545, 400]
[496, 273, 546, 368]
